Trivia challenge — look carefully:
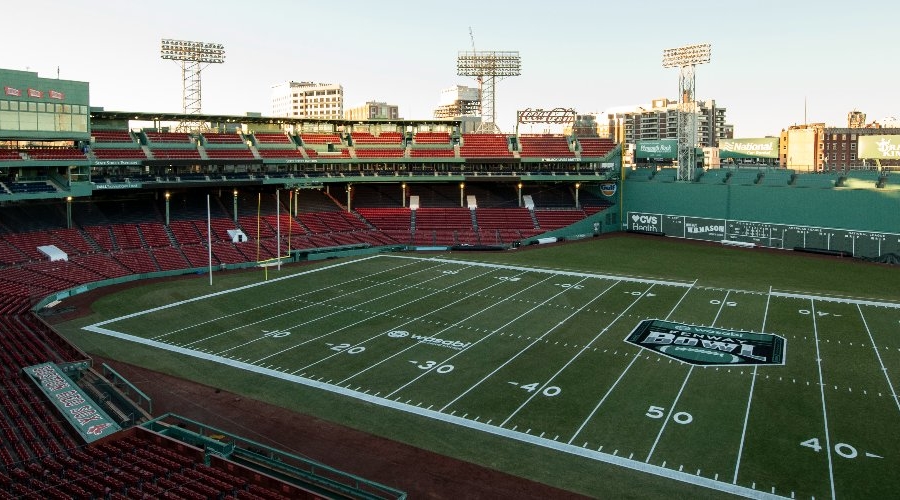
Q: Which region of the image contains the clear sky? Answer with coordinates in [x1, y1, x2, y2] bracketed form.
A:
[4, 0, 896, 137]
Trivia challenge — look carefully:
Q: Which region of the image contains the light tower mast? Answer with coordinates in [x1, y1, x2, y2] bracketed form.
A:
[160, 38, 225, 132]
[662, 43, 711, 182]
[457, 31, 520, 134]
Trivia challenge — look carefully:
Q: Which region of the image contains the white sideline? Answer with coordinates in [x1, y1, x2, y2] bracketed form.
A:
[77, 325, 782, 500]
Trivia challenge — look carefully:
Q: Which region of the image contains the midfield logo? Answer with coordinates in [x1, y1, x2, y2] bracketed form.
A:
[625, 319, 786, 366]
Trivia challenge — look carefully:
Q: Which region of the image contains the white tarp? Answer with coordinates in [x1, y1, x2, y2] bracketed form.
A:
[226, 229, 248, 243]
[37, 245, 68, 262]
[409, 195, 420, 210]
[466, 195, 477, 209]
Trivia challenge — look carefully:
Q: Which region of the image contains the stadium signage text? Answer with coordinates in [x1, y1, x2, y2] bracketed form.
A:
[719, 138, 779, 159]
[625, 319, 786, 366]
[629, 213, 661, 233]
[4, 86, 20, 97]
[857, 135, 900, 159]
[599, 182, 617, 197]
[635, 139, 677, 159]
[410, 334, 471, 350]
[23, 362, 122, 442]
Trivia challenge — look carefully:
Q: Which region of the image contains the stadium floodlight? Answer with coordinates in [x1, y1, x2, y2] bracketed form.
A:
[662, 43, 711, 182]
[160, 38, 226, 132]
[457, 50, 521, 133]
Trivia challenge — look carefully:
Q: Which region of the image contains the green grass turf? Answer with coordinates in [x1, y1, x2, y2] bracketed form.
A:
[53, 235, 900, 499]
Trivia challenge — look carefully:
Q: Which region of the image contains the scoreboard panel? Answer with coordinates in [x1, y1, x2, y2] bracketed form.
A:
[628, 212, 900, 258]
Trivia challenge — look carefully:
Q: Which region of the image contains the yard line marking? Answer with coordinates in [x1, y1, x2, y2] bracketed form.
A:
[733, 286, 772, 484]
[327, 270, 549, 381]
[770, 291, 900, 309]
[811, 299, 836, 500]
[434, 277, 614, 410]
[569, 279, 697, 444]
[568, 351, 642, 444]
[645, 366, 694, 463]
[857, 304, 900, 415]
[251, 266, 497, 364]
[388, 254, 692, 288]
[500, 285, 654, 428]
[88, 255, 385, 328]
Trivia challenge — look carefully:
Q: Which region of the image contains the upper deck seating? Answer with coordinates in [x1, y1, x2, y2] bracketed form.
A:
[144, 131, 191, 143]
[459, 134, 513, 158]
[518, 135, 574, 157]
[576, 137, 616, 157]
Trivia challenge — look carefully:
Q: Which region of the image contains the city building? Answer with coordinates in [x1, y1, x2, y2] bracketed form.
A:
[270, 81, 344, 120]
[780, 121, 900, 172]
[344, 101, 400, 121]
[433, 85, 480, 133]
[605, 98, 732, 148]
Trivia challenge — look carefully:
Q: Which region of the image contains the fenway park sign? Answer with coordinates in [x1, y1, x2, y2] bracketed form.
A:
[626, 319, 786, 366]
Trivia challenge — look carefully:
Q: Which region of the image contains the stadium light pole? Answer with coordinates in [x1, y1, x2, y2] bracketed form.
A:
[165, 192, 170, 226]
[517, 182, 523, 207]
[160, 39, 225, 132]
[457, 50, 521, 133]
[662, 43, 711, 182]
[346, 185, 352, 212]
[66, 196, 72, 229]
[401, 182, 406, 208]
[574, 182, 581, 209]
[459, 182, 465, 207]
[232, 189, 238, 223]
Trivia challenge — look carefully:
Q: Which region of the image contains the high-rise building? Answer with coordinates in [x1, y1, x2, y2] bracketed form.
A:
[848, 109, 866, 129]
[271, 81, 344, 120]
[432, 85, 481, 133]
[605, 98, 732, 148]
[345, 101, 400, 121]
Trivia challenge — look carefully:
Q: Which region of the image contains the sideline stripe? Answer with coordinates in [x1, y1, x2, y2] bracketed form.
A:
[811, 300, 836, 500]
[733, 286, 772, 484]
[76, 325, 780, 500]
[387, 254, 692, 288]
[857, 304, 900, 415]
[771, 291, 900, 309]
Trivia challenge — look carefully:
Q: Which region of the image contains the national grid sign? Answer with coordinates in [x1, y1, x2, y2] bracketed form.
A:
[625, 319, 786, 366]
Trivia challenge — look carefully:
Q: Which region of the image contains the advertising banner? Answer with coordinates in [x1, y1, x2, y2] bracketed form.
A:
[719, 138, 779, 159]
[858, 135, 900, 159]
[635, 139, 677, 159]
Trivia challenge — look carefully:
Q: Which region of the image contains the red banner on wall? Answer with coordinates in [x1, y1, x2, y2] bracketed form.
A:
[27, 88, 43, 98]
[4, 86, 21, 97]
[49, 90, 65, 100]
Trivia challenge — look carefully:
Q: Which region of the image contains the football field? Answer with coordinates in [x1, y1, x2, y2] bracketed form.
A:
[80, 254, 900, 499]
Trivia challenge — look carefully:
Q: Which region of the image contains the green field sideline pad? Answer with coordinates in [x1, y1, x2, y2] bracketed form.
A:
[625, 319, 786, 366]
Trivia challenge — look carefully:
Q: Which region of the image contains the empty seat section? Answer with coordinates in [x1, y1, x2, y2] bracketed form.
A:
[350, 131, 402, 144]
[413, 131, 451, 144]
[299, 133, 342, 145]
[253, 133, 294, 145]
[25, 148, 86, 161]
[91, 130, 135, 143]
[518, 135, 573, 157]
[150, 149, 201, 160]
[459, 133, 512, 157]
[576, 137, 616, 157]
[202, 132, 245, 144]
[205, 148, 255, 159]
[144, 131, 191, 143]
[534, 209, 586, 230]
[92, 149, 147, 160]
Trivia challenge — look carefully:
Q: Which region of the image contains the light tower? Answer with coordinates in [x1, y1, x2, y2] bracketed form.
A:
[457, 33, 521, 133]
[160, 38, 225, 132]
[662, 43, 711, 182]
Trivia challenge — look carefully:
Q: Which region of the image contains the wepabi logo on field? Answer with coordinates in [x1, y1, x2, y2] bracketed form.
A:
[625, 319, 786, 366]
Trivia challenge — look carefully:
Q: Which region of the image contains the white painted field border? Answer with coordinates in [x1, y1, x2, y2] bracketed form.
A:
[733, 286, 773, 484]
[87, 255, 388, 328]
[857, 304, 900, 415]
[180, 259, 455, 347]
[76, 326, 780, 500]
[498, 282, 645, 427]
[811, 300, 837, 500]
[387, 254, 692, 288]
[771, 291, 900, 309]
[314, 269, 544, 381]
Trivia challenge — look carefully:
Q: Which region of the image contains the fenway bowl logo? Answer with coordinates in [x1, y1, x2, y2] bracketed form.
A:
[625, 319, 786, 366]
[599, 182, 617, 197]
